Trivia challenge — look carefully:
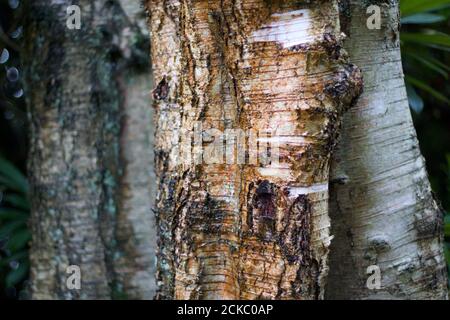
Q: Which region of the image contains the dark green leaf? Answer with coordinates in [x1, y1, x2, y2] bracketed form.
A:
[0, 208, 28, 221]
[405, 75, 450, 104]
[3, 193, 30, 211]
[401, 0, 450, 16]
[401, 13, 446, 24]
[0, 155, 28, 194]
[0, 251, 27, 268]
[6, 230, 31, 252]
[445, 215, 450, 237]
[401, 32, 450, 48]
[0, 221, 25, 239]
[404, 51, 449, 78]
[5, 261, 29, 288]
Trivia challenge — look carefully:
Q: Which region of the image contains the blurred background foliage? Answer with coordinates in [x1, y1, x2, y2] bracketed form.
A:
[0, 0, 448, 299]
[400, 0, 450, 285]
[0, 0, 28, 299]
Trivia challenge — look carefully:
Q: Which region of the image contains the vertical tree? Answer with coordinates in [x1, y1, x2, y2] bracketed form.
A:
[326, 0, 448, 299]
[24, 0, 156, 299]
[148, 0, 362, 299]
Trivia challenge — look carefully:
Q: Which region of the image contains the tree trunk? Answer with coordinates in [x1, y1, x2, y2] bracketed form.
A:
[326, 0, 448, 299]
[148, 0, 362, 299]
[24, 0, 156, 299]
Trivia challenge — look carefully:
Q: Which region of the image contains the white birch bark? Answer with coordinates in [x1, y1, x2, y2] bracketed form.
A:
[326, 0, 448, 300]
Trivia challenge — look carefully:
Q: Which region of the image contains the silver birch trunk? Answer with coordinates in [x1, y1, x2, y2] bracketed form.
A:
[326, 0, 448, 300]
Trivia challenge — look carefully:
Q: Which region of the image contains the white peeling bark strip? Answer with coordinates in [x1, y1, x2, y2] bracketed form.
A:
[249, 9, 316, 48]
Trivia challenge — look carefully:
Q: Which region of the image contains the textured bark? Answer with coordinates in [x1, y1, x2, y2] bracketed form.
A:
[326, 0, 448, 299]
[148, 0, 361, 300]
[24, 0, 156, 299]
[113, 0, 157, 300]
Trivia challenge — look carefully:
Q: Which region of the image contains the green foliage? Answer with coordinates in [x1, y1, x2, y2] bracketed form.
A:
[400, 0, 450, 284]
[401, 0, 450, 16]
[0, 154, 30, 294]
[402, 13, 447, 24]
[405, 75, 450, 104]
[400, 1, 450, 109]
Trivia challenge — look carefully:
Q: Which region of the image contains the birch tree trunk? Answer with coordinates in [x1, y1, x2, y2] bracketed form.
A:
[326, 0, 448, 299]
[24, 0, 156, 299]
[148, 0, 362, 300]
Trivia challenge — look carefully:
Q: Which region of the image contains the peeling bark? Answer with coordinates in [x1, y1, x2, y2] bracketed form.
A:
[25, 0, 156, 299]
[148, 0, 361, 300]
[326, 0, 448, 299]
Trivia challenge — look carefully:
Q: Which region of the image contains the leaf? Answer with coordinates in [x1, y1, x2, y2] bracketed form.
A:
[0, 221, 25, 239]
[5, 261, 29, 288]
[0, 237, 8, 249]
[0, 155, 28, 194]
[0, 251, 27, 268]
[0, 208, 28, 221]
[401, 13, 446, 24]
[2, 193, 30, 211]
[401, 32, 450, 48]
[445, 242, 450, 274]
[405, 75, 450, 104]
[401, 0, 450, 17]
[445, 244, 450, 270]
[445, 215, 450, 237]
[424, 56, 450, 72]
[404, 51, 449, 78]
[6, 229, 30, 252]
[406, 83, 424, 113]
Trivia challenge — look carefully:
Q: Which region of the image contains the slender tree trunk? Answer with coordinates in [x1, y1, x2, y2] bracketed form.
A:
[148, 0, 361, 299]
[326, 0, 448, 299]
[24, 0, 156, 299]
[113, 0, 157, 300]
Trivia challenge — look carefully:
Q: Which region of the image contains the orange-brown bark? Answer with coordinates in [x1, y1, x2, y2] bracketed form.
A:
[148, 0, 362, 300]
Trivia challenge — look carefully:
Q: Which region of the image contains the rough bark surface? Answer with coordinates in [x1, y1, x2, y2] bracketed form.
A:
[326, 0, 448, 299]
[148, 0, 361, 300]
[113, 0, 157, 300]
[25, 0, 156, 299]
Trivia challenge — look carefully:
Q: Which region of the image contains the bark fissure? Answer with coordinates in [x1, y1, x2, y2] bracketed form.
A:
[148, 0, 362, 300]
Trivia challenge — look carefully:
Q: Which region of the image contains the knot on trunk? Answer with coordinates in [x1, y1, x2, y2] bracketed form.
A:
[325, 63, 363, 112]
[152, 76, 169, 101]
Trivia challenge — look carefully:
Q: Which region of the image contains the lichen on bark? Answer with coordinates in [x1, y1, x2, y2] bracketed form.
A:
[24, 0, 156, 299]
